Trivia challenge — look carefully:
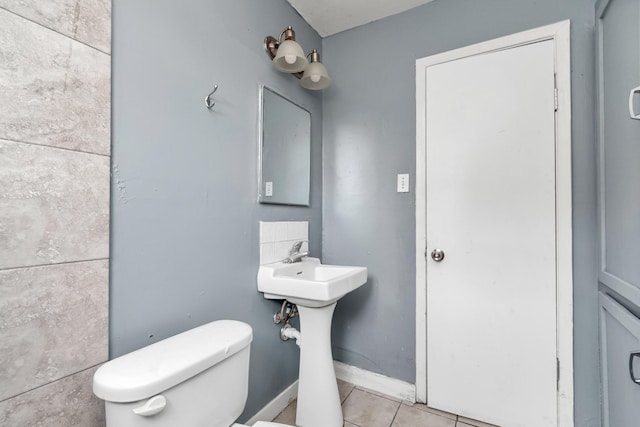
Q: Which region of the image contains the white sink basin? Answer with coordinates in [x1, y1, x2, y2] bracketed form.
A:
[257, 257, 367, 308]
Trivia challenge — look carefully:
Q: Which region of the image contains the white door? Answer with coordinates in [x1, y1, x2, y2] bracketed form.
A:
[425, 40, 557, 427]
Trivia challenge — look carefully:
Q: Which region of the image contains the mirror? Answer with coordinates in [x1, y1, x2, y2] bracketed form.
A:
[258, 86, 311, 206]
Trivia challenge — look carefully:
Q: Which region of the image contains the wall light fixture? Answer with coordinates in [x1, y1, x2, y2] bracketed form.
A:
[264, 26, 331, 90]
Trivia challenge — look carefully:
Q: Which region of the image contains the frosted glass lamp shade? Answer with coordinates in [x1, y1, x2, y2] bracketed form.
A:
[301, 61, 331, 90]
[273, 40, 308, 73]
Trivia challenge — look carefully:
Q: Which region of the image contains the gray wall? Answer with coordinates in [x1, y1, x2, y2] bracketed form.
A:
[0, 0, 111, 424]
[322, 1, 600, 426]
[110, 0, 323, 420]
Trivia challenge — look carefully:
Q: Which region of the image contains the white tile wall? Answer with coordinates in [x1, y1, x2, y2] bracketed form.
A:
[259, 221, 309, 264]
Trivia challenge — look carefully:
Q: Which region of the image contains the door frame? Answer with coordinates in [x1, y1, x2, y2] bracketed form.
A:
[415, 21, 573, 426]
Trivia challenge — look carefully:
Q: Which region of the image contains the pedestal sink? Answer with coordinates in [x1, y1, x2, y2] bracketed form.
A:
[257, 257, 367, 427]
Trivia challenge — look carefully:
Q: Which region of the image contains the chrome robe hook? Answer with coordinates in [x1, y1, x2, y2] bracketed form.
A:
[205, 85, 218, 109]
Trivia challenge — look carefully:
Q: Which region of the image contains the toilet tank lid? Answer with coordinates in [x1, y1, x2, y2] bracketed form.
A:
[93, 320, 252, 403]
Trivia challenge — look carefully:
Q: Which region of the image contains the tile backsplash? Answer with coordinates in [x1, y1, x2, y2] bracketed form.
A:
[260, 221, 309, 264]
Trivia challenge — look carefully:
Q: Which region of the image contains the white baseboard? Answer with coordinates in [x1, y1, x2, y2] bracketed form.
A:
[245, 380, 298, 426]
[333, 361, 416, 404]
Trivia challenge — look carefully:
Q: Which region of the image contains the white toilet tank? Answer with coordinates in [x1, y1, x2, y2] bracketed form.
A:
[93, 320, 253, 427]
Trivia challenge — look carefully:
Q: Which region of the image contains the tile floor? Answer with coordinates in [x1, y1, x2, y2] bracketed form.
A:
[272, 380, 499, 427]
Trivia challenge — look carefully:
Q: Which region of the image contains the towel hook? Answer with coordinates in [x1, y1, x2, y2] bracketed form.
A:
[205, 85, 218, 109]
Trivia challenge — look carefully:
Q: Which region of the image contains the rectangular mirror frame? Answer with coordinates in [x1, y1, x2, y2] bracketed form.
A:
[258, 85, 311, 206]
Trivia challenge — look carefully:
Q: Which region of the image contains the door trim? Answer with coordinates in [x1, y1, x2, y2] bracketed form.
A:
[414, 20, 573, 426]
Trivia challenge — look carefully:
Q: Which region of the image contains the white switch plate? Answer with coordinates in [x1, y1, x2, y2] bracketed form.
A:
[397, 174, 410, 193]
[265, 182, 273, 197]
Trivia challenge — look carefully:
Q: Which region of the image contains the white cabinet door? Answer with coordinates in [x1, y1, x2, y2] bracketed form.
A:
[597, 1, 640, 423]
[600, 293, 640, 427]
[597, 0, 640, 302]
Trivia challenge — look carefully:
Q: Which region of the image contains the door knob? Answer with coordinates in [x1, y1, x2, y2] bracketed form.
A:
[431, 249, 445, 262]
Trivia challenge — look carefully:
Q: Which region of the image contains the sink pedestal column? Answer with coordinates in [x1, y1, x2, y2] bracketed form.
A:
[295, 302, 342, 427]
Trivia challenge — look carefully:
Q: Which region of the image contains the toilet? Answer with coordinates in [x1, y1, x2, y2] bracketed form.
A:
[93, 320, 289, 427]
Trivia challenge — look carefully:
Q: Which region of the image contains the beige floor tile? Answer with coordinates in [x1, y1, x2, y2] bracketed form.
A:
[269, 385, 501, 427]
[457, 415, 500, 427]
[342, 388, 400, 427]
[272, 399, 297, 426]
[409, 402, 457, 420]
[354, 386, 402, 403]
[391, 404, 456, 427]
[338, 379, 355, 403]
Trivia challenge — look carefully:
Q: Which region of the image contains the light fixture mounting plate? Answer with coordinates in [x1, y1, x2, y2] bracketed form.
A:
[264, 36, 278, 60]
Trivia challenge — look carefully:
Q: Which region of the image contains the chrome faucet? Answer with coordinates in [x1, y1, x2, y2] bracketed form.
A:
[283, 240, 309, 264]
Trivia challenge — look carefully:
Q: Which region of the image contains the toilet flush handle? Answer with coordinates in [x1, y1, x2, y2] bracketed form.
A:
[133, 394, 167, 417]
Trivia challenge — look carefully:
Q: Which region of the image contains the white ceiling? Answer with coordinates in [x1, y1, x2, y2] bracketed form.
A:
[286, 0, 436, 37]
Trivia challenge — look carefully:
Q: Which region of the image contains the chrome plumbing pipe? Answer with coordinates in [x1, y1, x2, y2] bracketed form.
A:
[273, 300, 298, 324]
[280, 323, 301, 346]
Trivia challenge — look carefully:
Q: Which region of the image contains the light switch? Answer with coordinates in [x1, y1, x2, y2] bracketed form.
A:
[397, 174, 410, 193]
[265, 182, 273, 197]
